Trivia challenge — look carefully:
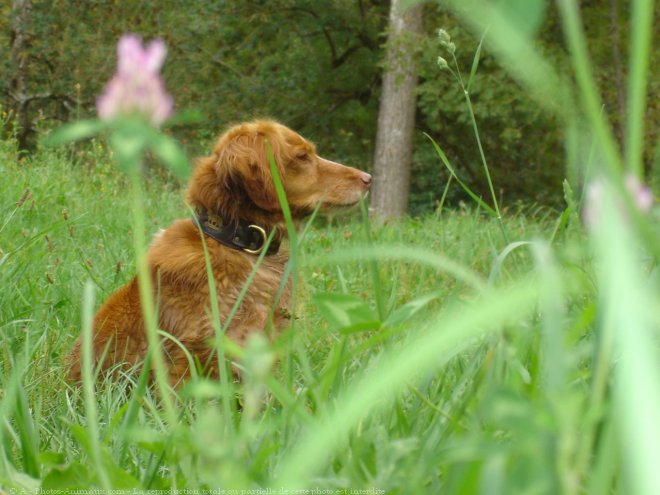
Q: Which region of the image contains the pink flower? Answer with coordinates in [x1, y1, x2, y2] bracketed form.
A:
[582, 174, 655, 229]
[97, 34, 173, 126]
[624, 175, 654, 212]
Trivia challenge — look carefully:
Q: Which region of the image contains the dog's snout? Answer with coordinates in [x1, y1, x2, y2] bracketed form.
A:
[360, 172, 372, 187]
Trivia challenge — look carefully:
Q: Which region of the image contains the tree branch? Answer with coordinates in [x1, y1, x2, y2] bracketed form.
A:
[280, 6, 376, 68]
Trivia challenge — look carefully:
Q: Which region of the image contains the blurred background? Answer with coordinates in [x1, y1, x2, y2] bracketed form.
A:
[1, 0, 658, 214]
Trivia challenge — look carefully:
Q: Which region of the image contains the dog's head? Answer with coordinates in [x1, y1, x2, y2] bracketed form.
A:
[186, 120, 371, 226]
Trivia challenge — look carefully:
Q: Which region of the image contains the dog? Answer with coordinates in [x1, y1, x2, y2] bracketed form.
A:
[67, 120, 371, 385]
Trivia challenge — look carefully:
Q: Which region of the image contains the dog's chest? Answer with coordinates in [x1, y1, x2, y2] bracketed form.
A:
[210, 253, 292, 339]
[239, 255, 291, 310]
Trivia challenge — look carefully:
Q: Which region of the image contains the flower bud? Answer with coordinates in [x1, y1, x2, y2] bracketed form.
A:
[437, 56, 449, 70]
[437, 29, 451, 46]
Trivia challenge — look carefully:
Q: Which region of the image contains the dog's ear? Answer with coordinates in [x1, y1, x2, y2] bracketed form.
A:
[185, 154, 228, 215]
[216, 126, 286, 214]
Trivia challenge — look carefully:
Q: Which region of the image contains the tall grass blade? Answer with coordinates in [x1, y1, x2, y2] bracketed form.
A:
[80, 281, 112, 491]
[307, 244, 487, 293]
[265, 141, 297, 257]
[275, 278, 540, 487]
[265, 141, 299, 399]
[13, 383, 39, 478]
[360, 198, 386, 320]
[625, 0, 654, 177]
[531, 242, 566, 393]
[466, 29, 488, 93]
[556, 0, 621, 175]
[594, 185, 660, 495]
[488, 241, 532, 285]
[461, 84, 503, 227]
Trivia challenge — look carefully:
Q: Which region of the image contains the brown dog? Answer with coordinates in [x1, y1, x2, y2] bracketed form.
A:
[67, 120, 371, 385]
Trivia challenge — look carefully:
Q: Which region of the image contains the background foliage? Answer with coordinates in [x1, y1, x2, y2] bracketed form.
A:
[1, 0, 657, 213]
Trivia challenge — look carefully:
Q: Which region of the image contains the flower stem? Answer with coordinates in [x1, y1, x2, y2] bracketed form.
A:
[450, 51, 508, 244]
[128, 168, 177, 424]
[463, 86, 509, 244]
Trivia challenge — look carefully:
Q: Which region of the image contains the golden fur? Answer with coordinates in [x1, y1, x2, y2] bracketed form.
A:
[67, 120, 371, 385]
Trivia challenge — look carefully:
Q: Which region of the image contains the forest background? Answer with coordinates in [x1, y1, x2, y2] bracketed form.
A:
[2, 0, 658, 215]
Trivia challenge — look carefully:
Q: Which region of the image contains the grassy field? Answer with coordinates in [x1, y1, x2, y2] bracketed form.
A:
[1, 1, 658, 491]
[1, 134, 648, 494]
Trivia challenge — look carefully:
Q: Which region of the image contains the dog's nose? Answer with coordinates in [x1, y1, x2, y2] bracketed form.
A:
[360, 172, 372, 187]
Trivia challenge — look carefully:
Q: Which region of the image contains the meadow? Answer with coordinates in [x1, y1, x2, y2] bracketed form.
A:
[1, 130, 651, 494]
[1, 0, 659, 493]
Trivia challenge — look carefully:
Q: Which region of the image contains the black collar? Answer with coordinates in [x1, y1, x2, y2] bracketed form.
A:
[193, 208, 280, 255]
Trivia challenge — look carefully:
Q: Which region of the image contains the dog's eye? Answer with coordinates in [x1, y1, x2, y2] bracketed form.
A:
[296, 153, 309, 162]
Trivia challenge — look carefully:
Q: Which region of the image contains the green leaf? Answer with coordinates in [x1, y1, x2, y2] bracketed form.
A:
[109, 124, 148, 174]
[549, 207, 572, 244]
[147, 131, 190, 180]
[276, 279, 541, 486]
[108, 402, 130, 436]
[563, 179, 578, 212]
[2, 467, 40, 493]
[67, 424, 141, 489]
[547, 179, 580, 243]
[120, 426, 168, 455]
[68, 423, 94, 456]
[313, 292, 380, 334]
[163, 109, 204, 127]
[42, 120, 107, 146]
[39, 451, 67, 467]
[42, 463, 92, 490]
[488, 241, 533, 284]
[104, 462, 141, 489]
[179, 378, 225, 400]
[15, 383, 40, 478]
[424, 133, 498, 217]
[467, 29, 488, 93]
[384, 293, 439, 328]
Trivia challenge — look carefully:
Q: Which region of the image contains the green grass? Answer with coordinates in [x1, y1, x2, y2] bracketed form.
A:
[1, 1, 658, 492]
[0, 139, 603, 493]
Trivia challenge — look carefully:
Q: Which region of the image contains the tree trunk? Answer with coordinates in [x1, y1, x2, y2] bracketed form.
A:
[10, 0, 33, 153]
[370, 0, 423, 219]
